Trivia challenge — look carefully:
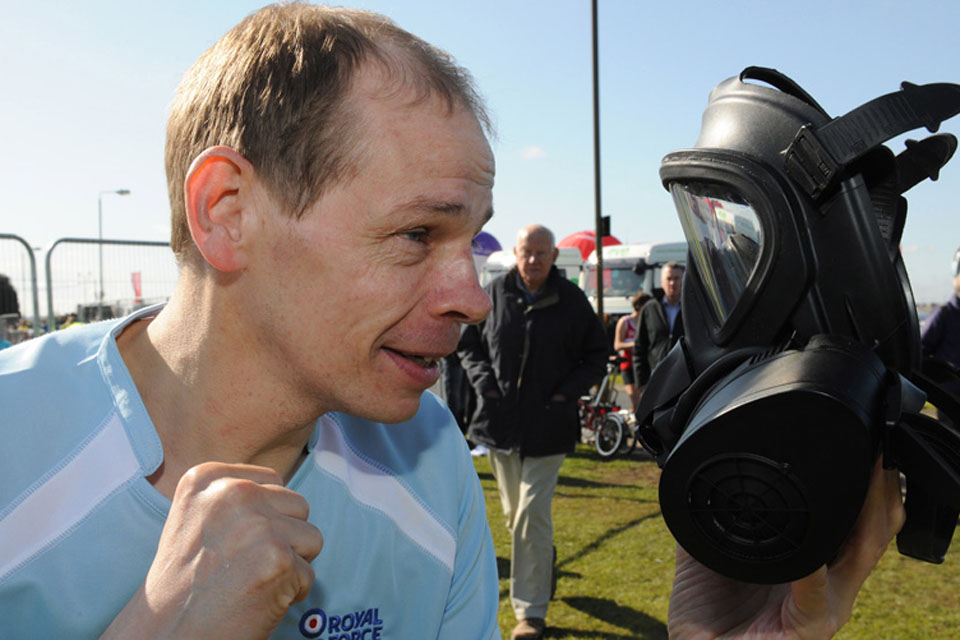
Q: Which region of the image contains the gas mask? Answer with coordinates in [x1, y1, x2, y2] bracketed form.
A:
[636, 66, 960, 584]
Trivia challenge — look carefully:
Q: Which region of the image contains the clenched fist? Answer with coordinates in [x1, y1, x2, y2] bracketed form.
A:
[103, 462, 324, 640]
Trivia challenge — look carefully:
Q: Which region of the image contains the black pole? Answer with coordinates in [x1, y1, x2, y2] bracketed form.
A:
[591, 0, 604, 323]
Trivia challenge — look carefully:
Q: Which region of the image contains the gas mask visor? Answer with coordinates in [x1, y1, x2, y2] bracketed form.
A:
[669, 181, 763, 326]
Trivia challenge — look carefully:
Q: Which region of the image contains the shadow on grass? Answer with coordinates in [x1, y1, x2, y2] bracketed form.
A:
[496, 512, 663, 599]
[565, 448, 653, 463]
[496, 555, 509, 579]
[554, 491, 659, 507]
[479, 468, 658, 506]
[548, 596, 667, 639]
[478, 469, 645, 495]
[557, 475, 640, 491]
[496, 556, 582, 583]
[558, 511, 663, 571]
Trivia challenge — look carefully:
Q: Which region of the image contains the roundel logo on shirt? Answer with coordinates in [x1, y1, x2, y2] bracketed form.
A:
[299, 608, 327, 638]
[299, 605, 384, 637]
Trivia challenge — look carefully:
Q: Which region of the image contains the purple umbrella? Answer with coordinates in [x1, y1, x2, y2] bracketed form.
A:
[472, 231, 502, 257]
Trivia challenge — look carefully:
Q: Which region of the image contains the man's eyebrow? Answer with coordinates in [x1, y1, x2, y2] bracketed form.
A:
[398, 198, 494, 227]
[399, 197, 464, 214]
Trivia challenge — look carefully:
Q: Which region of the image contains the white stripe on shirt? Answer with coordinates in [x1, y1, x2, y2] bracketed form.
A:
[0, 413, 140, 582]
[312, 416, 456, 573]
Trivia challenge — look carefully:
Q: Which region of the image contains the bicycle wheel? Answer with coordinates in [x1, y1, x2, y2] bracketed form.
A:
[595, 413, 625, 458]
[578, 400, 594, 444]
[618, 421, 637, 456]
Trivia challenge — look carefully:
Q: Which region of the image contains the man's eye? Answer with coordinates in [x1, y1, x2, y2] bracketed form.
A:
[400, 228, 429, 244]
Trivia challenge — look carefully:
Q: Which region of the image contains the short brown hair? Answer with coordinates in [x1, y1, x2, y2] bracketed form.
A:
[631, 290, 651, 311]
[165, 3, 490, 260]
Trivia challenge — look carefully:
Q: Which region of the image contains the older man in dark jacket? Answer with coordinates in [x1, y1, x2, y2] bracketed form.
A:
[459, 224, 608, 639]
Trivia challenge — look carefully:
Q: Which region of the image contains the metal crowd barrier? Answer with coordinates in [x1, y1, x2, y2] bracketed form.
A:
[44, 237, 176, 330]
[0, 234, 180, 336]
[0, 233, 41, 336]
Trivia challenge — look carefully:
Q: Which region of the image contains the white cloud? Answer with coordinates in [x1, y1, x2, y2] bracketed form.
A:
[521, 146, 547, 160]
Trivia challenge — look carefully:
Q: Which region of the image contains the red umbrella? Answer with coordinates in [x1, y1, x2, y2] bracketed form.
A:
[557, 230, 621, 261]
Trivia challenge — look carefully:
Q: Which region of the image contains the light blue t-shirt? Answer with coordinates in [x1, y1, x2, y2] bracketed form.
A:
[0, 306, 500, 639]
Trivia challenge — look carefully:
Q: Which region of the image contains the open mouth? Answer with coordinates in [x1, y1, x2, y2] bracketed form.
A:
[384, 347, 442, 368]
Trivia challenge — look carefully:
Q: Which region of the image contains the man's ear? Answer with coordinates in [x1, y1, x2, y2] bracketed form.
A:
[184, 146, 254, 272]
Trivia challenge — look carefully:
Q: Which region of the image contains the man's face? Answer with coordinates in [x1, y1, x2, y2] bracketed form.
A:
[661, 266, 683, 303]
[514, 231, 558, 293]
[245, 70, 494, 423]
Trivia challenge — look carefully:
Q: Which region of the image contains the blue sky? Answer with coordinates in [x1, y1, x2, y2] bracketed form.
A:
[1, 0, 958, 302]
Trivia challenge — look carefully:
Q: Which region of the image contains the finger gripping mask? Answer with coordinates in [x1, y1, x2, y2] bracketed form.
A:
[639, 67, 960, 584]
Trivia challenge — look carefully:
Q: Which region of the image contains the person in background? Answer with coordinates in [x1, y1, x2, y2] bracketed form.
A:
[458, 223, 620, 639]
[921, 269, 960, 422]
[440, 350, 472, 433]
[0, 274, 18, 317]
[633, 262, 684, 391]
[0, 273, 20, 349]
[613, 290, 651, 409]
[59, 313, 86, 330]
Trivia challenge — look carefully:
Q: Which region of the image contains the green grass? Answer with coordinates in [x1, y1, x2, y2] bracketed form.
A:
[474, 445, 960, 639]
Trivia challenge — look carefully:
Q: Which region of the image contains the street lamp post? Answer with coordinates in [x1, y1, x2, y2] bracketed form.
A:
[98, 189, 131, 320]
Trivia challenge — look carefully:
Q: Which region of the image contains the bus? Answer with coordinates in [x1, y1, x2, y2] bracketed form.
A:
[579, 242, 687, 316]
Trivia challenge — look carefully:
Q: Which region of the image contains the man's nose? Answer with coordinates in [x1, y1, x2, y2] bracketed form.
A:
[437, 253, 492, 324]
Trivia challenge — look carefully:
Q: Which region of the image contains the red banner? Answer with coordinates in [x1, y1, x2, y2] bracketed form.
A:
[131, 272, 142, 305]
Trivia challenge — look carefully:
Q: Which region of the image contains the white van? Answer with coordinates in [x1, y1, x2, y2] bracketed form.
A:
[579, 242, 687, 315]
[479, 248, 583, 287]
